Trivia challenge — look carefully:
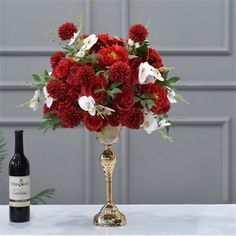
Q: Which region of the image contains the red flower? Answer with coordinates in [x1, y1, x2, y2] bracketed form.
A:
[128, 58, 142, 86]
[96, 34, 123, 49]
[97, 45, 128, 67]
[139, 84, 170, 114]
[83, 113, 106, 132]
[46, 80, 67, 99]
[89, 76, 107, 103]
[54, 60, 71, 79]
[147, 48, 163, 69]
[113, 90, 134, 113]
[77, 65, 96, 94]
[110, 62, 131, 83]
[121, 108, 144, 129]
[69, 64, 81, 76]
[128, 24, 148, 42]
[50, 51, 66, 69]
[60, 106, 81, 128]
[58, 22, 77, 40]
[107, 113, 120, 127]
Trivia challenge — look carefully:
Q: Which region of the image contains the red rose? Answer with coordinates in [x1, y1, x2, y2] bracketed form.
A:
[147, 48, 163, 69]
[89, 76, 107, 103]
[128, 24, 148, 42]
[96, 34, 123, 49]
[97, 45, 128, 68]
[83, 113, 106, 132]
[60, 106, 81, 128]
[58, 22, 78, 40]
[121, 108, 144, 129]
[107, 113, 120, 127]
[54, 60, 71, 79]
[113, 90, 134, 113]
[110, 61, 131, 83]
[50, 51, 66, 69]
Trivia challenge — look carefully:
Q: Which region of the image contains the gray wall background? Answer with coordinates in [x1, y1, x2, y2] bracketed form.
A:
[0, 0, 236, 204]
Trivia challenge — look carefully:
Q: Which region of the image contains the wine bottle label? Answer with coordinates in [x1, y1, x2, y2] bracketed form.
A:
[9, 176, 30, 207]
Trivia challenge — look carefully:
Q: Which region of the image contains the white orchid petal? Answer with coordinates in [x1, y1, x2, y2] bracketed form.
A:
[167, 89, 177, 104]
[82, 34, 98, 50]
[142, 111, 158, 134]
[78, 96, 96, 115]
[68, 31, 80, 46]
[29, 90, 40, 111]
[128, 39, 134, 46]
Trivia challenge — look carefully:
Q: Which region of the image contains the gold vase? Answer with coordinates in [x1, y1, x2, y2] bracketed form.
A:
[93, 125, 127, 227]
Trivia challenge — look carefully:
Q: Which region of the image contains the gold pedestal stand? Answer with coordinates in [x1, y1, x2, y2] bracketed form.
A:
[94, 126, 126, 227]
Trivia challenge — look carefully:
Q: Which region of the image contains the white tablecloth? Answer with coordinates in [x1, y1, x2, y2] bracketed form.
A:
[0, 204, 236, 235]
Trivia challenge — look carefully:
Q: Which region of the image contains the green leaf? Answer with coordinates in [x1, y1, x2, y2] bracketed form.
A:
[140, 94, 156, 99]
[167, 76, 181, 84]
[94, 89, 107, 94]
[109, 88, 121, 94]
[158, 129, 174, 143]
[31, 188, 56, 205]
[140, 100, 146, 108]
[146, 100, 156, 110]
[134, 96, 140, 103]
[136, 43, 148, 58]
[110, 82, 123, 90]
[32, 74, 42, 82]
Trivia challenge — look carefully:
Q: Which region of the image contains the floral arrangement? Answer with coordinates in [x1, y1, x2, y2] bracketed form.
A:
[26, 16, 186, 141]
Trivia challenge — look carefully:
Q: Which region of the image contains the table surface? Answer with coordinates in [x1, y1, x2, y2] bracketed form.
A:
[0, 204, 236, 235]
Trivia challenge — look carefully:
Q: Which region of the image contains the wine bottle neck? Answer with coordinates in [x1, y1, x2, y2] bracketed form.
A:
[15, 131, 24, 154]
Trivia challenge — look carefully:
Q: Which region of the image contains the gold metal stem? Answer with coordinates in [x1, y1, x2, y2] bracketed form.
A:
[94, 125, 126, 227]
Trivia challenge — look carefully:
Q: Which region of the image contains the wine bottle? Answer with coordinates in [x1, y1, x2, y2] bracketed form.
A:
[9, 130, 30, 222]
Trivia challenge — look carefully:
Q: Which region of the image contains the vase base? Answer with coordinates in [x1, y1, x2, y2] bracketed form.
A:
[93, 202, 126, 227]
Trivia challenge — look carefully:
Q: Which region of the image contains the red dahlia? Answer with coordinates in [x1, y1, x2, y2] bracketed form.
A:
[46, 80, 67, 100]
[128, 24, 148, 42]
[121, 108, 144, 129]
[50, 51, 66, 69]
[107, 113, 120, 127]
[60, 106, 81, 128]
[110, 62, 131, 83]
[147, 48, 163, 69]
[58, 22, 78, 40]
[77, 65, 96, 94]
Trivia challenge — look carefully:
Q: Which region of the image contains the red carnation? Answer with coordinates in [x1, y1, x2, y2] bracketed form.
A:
[89, 76, 107, 103]
[107, 113, 120, 127]
[121, 108, 144, 129]
[113, 90, 134, 113]
[50, 51, 66, 69]
[147, 48, 163, 69]
[77, 65, 96, 94]
[60, 106, 81, 128]
[128, 24, 148, 42]
[83, 113, 106, 132]
[58, 22, 78, 40]
[46, 80, 67, 99]
[97, 45, 128, 68]
[110, 62, 131, 83]
[54, 60, 71, 79]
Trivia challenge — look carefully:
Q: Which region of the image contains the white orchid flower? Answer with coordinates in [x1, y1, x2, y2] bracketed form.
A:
[142, 111, 158, 134]
[128, 39, 134, 46]
[68, 31, 80, 46]
[96, 105, 115, 116]
[157, 119, 171, 129]
[76, 34, 98, 57]
[76, 48, 86, 58]
[29, 90, 41, 111]
[167, 88, 177, 104]
[78, 96, 96, 116]
[43, 86, 53, 108]
[139, 62, 164, 84]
